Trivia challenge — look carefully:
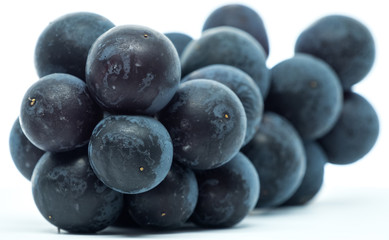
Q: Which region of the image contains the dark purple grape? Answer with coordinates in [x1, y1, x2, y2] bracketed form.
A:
[158, 79, 246, 170]
[318, 91, 379, 165]
[86, 25, 181, 115]
[88, 115, 173, 194]
[182, 64, 263, 146]
[202, 3, 269, 57]
[35, 12, 114, 80]
[164, 32, 193, 57]
[191, 152, 259, 228]
[295, 15, 375, 89]
[9, 117, 45, 181]
[19, 73, 103, 152]
[125, 163, 198, 229]
[31, 148, 123, 233]
[180, 26, 270, 98]
[282, 141, 327, 206]
[266, 54, 343, 140]
[242, 112, 306, 208]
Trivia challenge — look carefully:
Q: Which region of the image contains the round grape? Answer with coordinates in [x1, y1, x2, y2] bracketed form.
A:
[32, 148, 123, 233]
[35, 12, 114, 80]
[88, 115, 173, 194]
[242, 112, 306, 208]
[295, 15, 375, 89]
[19, 73, 103, 152]
[86, 25, 181, 115]
[182, 64, 263, 146]
[158, 79, 246, 170]
[191, 152, 259, 228]
[125, 163, 198, 229]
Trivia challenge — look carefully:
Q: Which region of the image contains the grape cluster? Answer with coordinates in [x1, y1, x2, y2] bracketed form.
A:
[9, 4, 379, 234]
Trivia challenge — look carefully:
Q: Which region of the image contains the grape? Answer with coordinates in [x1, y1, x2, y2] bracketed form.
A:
[125, 163, 198, 229]
[282, 141, 327, 206]
[31, 147, 123, 233]
[266, 54, 343, 140]
[19, 73, 103, 152]
[88, 115, 173, 194]
[191, 152, 259, 228]
[182, 64, 263, 146]
[295, 15, 375, 90]
[202, 3, 269, 57]
[242, 112, 306, 208]
[164, 32, 193, 57]
[86, 25, 181, 115]
[318, 91, 379, 165]
[9, 117, 44, 180]
[158, 79, 246, 170]
[34, 12, 114, 80]
[180, 26, 270, 98]
[8, 7, 381, 235]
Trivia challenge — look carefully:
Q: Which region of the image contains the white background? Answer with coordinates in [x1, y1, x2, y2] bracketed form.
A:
[0, 0, 388, 239]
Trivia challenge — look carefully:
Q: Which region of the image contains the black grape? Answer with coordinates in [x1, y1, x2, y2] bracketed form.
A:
[266, 54, 343, 140]
[31, 148, 123, 233]
[191, 152, 259, 228]
[158, 79, 246, 170]
[164, 32, 193, 57]
[202, 3, 269, 57]
[182, 64, 263, 146]
[295, 15, 375, 90]
[86, 25, 181, 115]
[9, 8, 382, 235]
[282, 141, 327, 206]
[318, 91, 379, 165]
[242, 112, 306, 208]
[88, 115, 173, 194]
[9, 117, 44, 180]
[125, 163, 198, 229]
[35, 12, 114, 80]
[19, 73, 103, 152]
[180, 26, 270, 98]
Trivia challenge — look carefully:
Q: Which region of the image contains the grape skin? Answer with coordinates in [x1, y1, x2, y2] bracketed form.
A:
[191, 152, 260, 228]
[202, 3, 269, 57]
[86, 25, 181, 115]
[318, 92, 379, 165]
[181, 26, 270, 98]
[125, 163, 198, 229]
[34, 12, 115, 80]
[158, 79, 247, 170]
[32, 148, 123, 233]
[295, 15, 375, 89]
[19, 73, 103, 152]
[182, 64, 263, 146]
[266, 54, 343, 140]
[242, 112, 306, 208]
[164, 32, 193, 57]
[88, 115, 173, 194]
[9, 117, 45, 181]
[282, 141, 327, 206]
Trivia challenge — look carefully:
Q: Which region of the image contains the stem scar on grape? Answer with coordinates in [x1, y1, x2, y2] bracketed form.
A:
[310, 81, 318, 88]
[28, 97, 36, 106]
